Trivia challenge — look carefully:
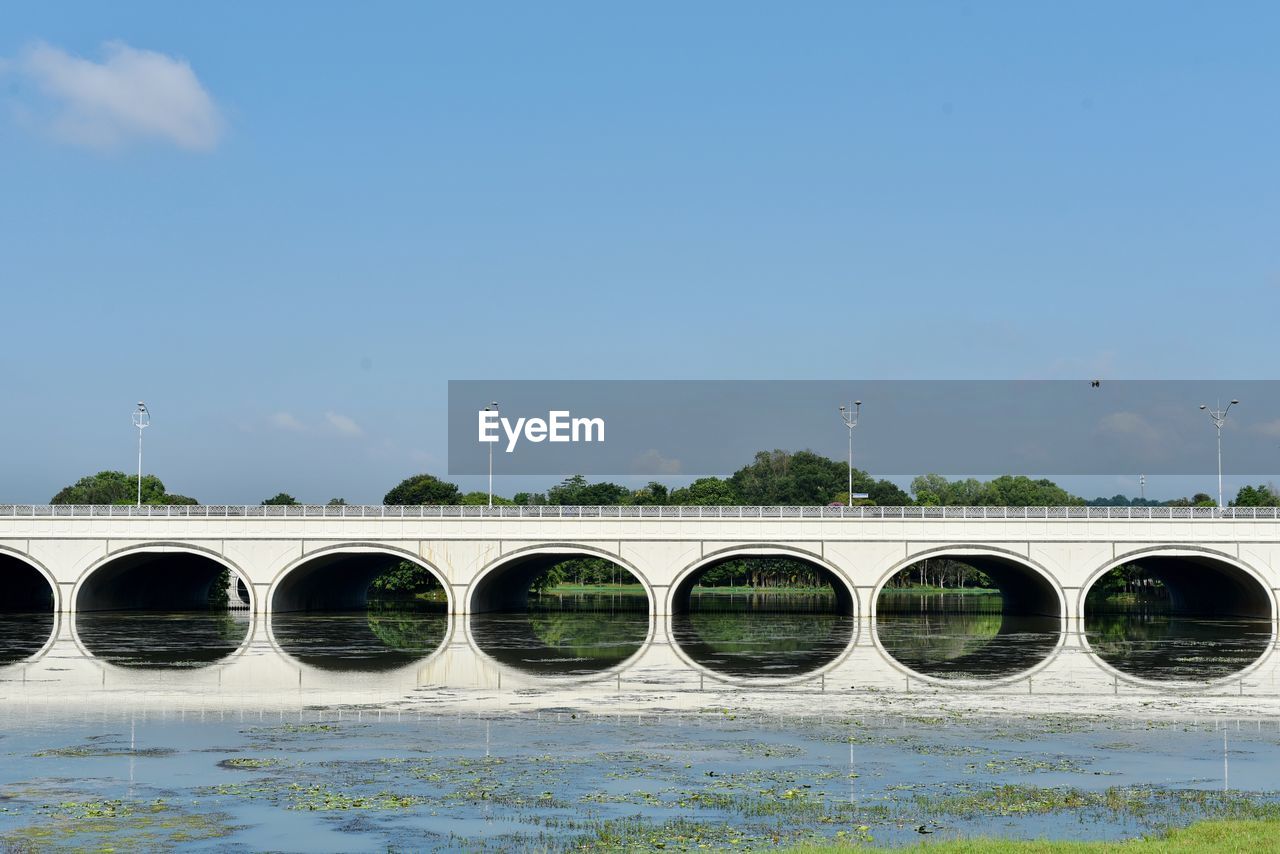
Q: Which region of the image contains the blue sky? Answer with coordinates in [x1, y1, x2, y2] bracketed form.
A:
[2, 2, 1277, 503]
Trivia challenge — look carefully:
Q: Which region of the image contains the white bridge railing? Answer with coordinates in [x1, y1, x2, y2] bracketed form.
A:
[0, 504, 1276, 520]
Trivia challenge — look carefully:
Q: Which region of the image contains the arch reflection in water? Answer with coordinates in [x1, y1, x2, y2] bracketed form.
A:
[470, 592, 649, 676]
[1085, 612, 1274, 682]
[75, 612, 251, 668]
[672, 597, 856, 679]
[272, 604, 448, 672]
[875, 592, 1059, 679]
[0, 614, 56, 664]
[1084, 555, 1275, 682]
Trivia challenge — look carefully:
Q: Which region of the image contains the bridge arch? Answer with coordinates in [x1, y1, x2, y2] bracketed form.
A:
[667, 545, 858, 617]
[466, 544, 654, 614]
[73, 543, 254, 613]
[873, 545, 1065, 620]
[269, 543, 452, 613]
[1079, 546, 1275, 622]
[0, 546, 60, 613]
[870, 546, 1065, 682]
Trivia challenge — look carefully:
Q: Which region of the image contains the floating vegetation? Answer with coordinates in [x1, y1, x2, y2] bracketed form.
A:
[217, 757, 282, 770]
[33, 745, 176, 759]
[3, 713, 1280, 850]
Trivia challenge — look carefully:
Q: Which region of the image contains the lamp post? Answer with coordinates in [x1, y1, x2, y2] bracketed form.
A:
[1200, 399, 1239, 510]
[1139, 474, 1146, 502]
[485, 401, 498, 508]
[838, 401, 861, 507]
[132, 402, 150, 507]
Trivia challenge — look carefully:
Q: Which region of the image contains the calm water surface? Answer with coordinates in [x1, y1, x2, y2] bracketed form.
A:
[876, 591, 1060, 679]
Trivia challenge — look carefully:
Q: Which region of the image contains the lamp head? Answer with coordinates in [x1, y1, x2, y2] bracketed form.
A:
[1232, 399, 1239, 405]
[854, 400, 862, 407]
[1200, 404, 1207, 410]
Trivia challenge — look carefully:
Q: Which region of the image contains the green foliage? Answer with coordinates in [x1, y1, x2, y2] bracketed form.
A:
[545, 474, 632, 505]
[729, 450, 909, 506]
[1231, 483, 1280, 507]
[326, 498, 347, 506]
[669, 477, 740, 505]
[910, 474, 1084, 506]
[694, 557, 831, 589]
[369, 561, 442, 594]
[1084, 562, 1168, 610]
[458, 491, 516, 505]
[629, 481, 669, 505]
[261, 493, 300, 506]
[50, 470, 198, 505]
[383, 474, 461, 505]
[883, 558, 994, 590]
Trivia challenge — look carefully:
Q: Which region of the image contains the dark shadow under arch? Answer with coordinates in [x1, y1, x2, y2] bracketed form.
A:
[77, 550, 241, 612]
[272, 549, 448, 613]
[0, 554, 55, 613]
[1086, 553, 1272, 619]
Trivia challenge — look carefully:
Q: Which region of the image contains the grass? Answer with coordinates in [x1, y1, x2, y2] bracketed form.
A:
[879, 586, 1002, 596]
[539, 583, 650, 595]
[782, 818, 1280, 852]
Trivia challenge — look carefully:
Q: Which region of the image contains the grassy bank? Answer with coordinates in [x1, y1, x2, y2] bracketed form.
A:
[784, 818, 1277, 852]
[880, 586, 1001, 596]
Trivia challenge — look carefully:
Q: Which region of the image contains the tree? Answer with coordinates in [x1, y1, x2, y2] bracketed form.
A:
[629, 482, 669, 505]
[1232, 484, 1280, 507]
[978, 475, 1083, 507]
[908, 473, 1081, 506]
[545, 475, 631, 505]
[670, 477, 740, 505]
[383, 474, 461, 505]
[728, 449, 909, 506]
[459, 491, 516, 506]
[51, 471, 197, 505]
[261, 493, 300, 506]
[369, 561, 442, 594]
[326, 498, 348, 506]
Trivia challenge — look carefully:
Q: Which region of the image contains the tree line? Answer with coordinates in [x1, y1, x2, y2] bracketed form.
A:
[47, 453, 1280, 509]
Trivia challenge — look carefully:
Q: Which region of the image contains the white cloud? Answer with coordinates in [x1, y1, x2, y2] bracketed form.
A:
[268, 412, 306, 432]
[325, 412, 364, 437]
[6, 40, 223, 150]
[1250, 418, 1280, 439]
[1095, 411, 1162, 444]
[631, 449, 683, 475]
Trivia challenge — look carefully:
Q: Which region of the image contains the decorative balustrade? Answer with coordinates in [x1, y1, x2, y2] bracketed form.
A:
[0, 504, 1273, 520]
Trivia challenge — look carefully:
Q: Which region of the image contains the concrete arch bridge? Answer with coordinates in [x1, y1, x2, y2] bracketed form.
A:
[0, 504, 1277, 626]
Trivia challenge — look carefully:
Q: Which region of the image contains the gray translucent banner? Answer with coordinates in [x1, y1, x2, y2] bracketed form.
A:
[447, 381, 1280, 477]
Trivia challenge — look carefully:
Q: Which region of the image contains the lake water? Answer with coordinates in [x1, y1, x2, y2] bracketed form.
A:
[0, 591, 1277, 849]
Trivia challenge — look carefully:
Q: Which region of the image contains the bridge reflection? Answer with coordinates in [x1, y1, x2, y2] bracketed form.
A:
[0, 609, 1273, 714]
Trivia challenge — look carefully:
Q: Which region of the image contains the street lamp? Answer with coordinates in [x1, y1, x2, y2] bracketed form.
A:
[1200, 399, 1239, 510]
[838, 401, 861, 508]
[132, 402, 150, 507]
[485, 401, 498, 508]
